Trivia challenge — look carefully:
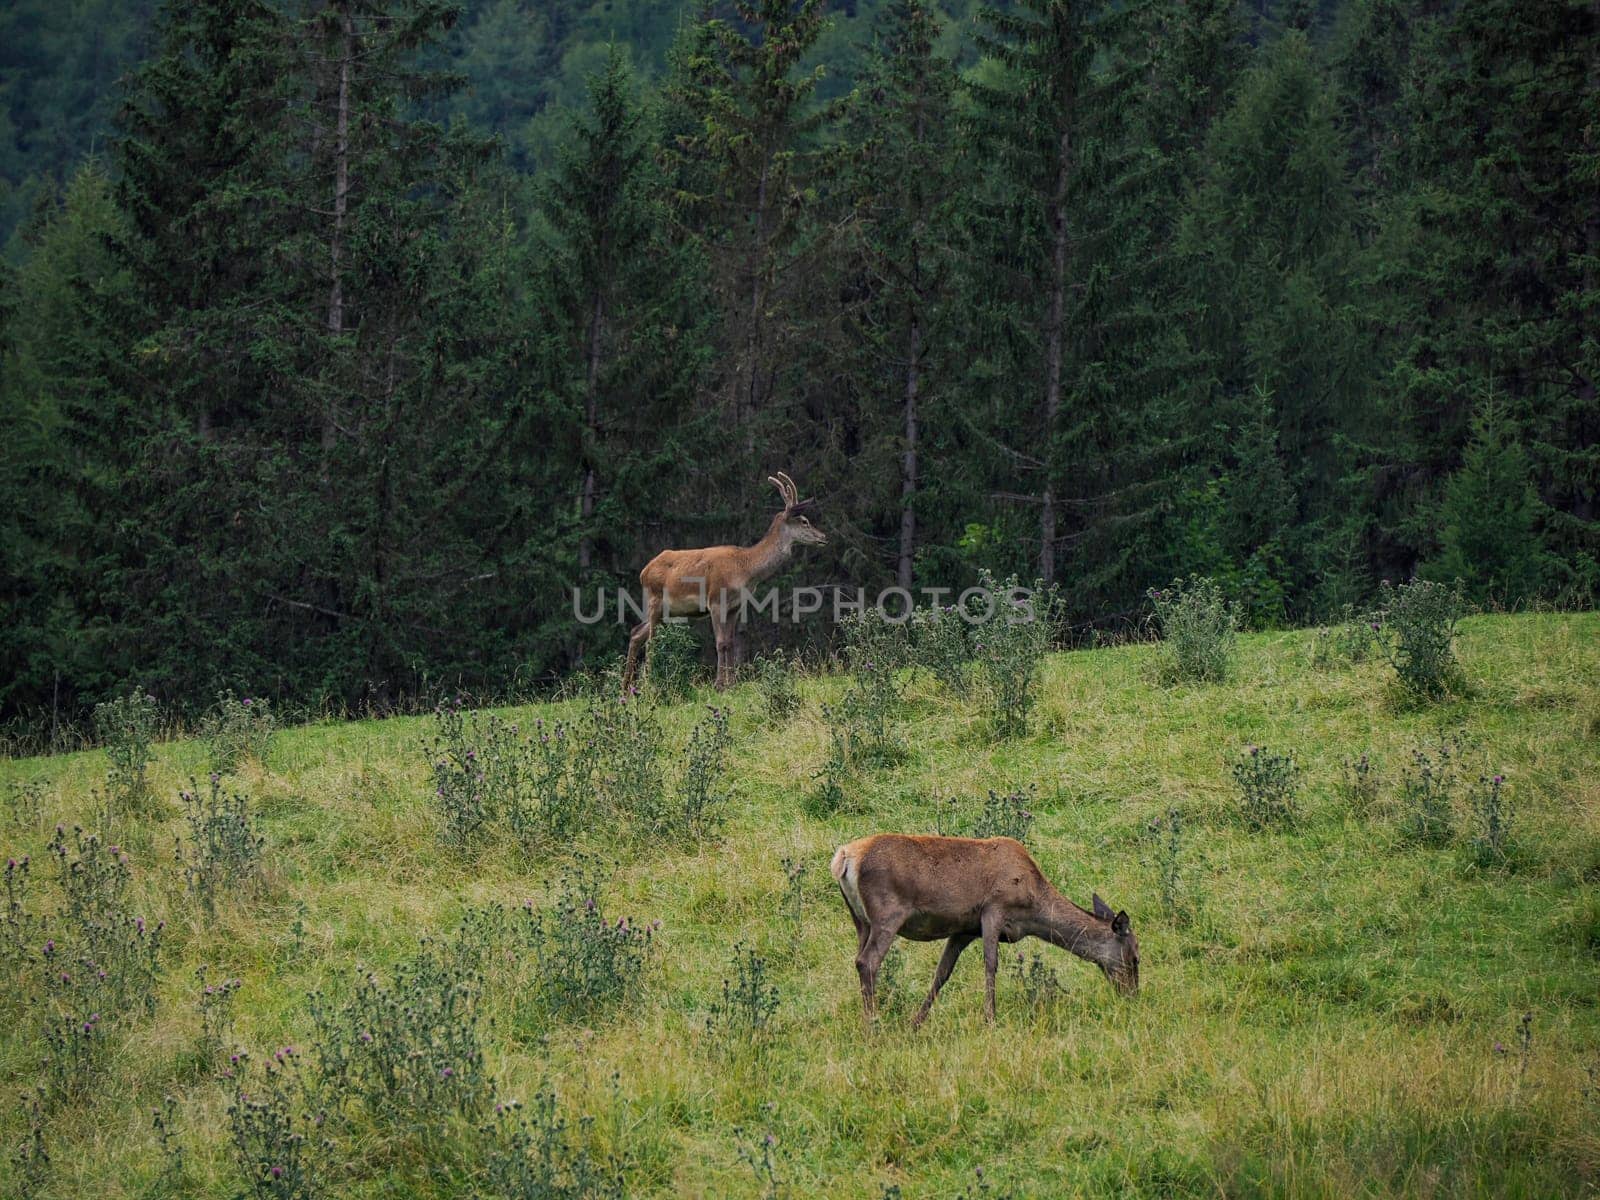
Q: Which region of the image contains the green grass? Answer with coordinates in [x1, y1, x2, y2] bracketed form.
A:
[3, 613, 1599, 1198]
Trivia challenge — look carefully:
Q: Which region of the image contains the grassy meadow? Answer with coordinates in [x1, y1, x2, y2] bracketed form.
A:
[2, 613, 1598, 1198]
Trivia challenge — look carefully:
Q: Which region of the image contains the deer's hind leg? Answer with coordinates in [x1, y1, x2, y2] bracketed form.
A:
[622, 591, 661, 694]
[855, 913, 907, 1025]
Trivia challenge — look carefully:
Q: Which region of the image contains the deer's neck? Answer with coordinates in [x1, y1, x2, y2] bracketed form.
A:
[740, 516, 793, 586]
[1030, 887, 1117, 969]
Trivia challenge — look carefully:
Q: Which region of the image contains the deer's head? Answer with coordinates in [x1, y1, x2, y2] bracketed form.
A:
[1092, 893, 1139, 995]
[770, 472, 827, 546]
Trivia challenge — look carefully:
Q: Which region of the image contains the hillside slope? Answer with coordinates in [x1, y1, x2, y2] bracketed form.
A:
[2, 613, 1597, 1197]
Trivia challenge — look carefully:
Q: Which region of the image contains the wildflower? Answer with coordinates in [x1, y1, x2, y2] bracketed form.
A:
[1493, 774, 1504, 785]
[441, 1066, 454, 1078]
[43, 940, 54, 954]
[584, 897, 596, 912]
[271, 1166, 283, 1179]
[1494, 1042, 1506, 1053]
[243, 698, 252, 708]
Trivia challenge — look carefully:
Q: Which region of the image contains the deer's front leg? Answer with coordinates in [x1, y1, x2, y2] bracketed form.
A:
[912, 933, 974, 1029]
[980, 910, 1003, 1023]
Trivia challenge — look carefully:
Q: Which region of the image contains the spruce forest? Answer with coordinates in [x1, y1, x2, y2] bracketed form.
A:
[1, 0, 1596, 735]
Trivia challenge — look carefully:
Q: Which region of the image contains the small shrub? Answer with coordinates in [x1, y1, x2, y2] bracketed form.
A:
[666, 706, 732, 842]
[524, 716, 598, 842]
[588, 698, 666, 823]
[1339, 752, 1381, 815]
[754, 654, 802, 723]
[93, 688, 159, 811]
[152, 1093, 185, 1192]
[910, 604, 974, 697]
[3, 853, 38, 971]
[1398, 735, 1463, 847]
[11, 1088, 50, 1198]
[1377, 579, 1467, 697]
[199, 691, 276, 775]
[177, 776, 265, 917]
[836, 610, 907, 765]
[1009, 949, 1066, 1014]
[198, 967, 244, 1067]
[644, 620, 700, 701]
[935, 787, 1035, 843]
[1311, 605, 1382, 669]
[780, 856, 806, 935]
[1149, 577, 1236, 684]
[525, 859, 656, 1020]
[310, 945, 488, 1133]
[424, 699, 529, 845]
[707, 942, 779, 1039]
[1231, 745, 1300, 829]
[1140, 806, 1192, 924]
[480, 1086, 626, 1200]
[6, 777, 45, 828]
[1468, 772, 1515, 868]
[228, 1053, 324, 1200]
[973, 574, 1056, 738]
[47, 825, 163, 1019]
[806, 711, 851, 817]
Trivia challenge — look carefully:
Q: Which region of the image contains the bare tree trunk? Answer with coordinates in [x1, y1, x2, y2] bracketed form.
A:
[322, 2, 353, 469]
[1040, 125, 1071, 585]
[579, 291, 604, 574]
[898, 313, 920, 592]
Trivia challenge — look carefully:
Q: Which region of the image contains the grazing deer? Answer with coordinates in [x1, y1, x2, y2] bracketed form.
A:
[830, 834, 1138, 1026]
[621, 472, 826, 692]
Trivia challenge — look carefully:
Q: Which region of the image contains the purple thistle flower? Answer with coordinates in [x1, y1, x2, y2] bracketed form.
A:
[1493, 774, 1504, 785]
[43, 940, 54, 954]
[271, 1166, 283, 1179]
[243, 698, 252, 707]
[441, 1066, 454, 1078]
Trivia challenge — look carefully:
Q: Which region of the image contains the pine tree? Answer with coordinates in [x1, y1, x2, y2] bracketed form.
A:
[534, 48, 712, 628]
[1424, 400, 1555, 607]
[963, 0, 1167, 591]
[843, 0, 960, 591]
[663, 1, 841, 517]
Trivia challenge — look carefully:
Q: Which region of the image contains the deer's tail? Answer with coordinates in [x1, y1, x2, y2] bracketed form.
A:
[831, 842, 867, 924]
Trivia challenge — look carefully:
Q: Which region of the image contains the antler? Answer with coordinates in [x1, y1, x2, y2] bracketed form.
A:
[768, 471, 799, 510]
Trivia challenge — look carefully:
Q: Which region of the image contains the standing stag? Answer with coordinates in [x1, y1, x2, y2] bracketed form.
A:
[622, 472, 826, 692]
[831, 834, 1139, 1025]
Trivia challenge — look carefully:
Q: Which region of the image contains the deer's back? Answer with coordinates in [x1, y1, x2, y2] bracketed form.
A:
[834, 834, 1045, 931]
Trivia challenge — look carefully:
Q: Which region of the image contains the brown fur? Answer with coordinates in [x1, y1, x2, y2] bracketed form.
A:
[622, 473, 825, 691]
[830, 833, 1139, 1025]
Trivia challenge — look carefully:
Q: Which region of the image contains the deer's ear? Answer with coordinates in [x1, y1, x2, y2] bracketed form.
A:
[1092, 893, 1114, 921]
[1112, 911, 1131, 936]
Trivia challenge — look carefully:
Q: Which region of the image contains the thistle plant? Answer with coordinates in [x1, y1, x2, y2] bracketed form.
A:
[1149, 577, 1236, 684]
[198, 691, 276, 775]
[480, 1086, 626, 1200]
[755, 653, 802, 723]
[1009, 949, 1066, 1014]
[708, 942, 779, 1040]
[935, 787, 1035, 843]
[668, 706, 732, 842]
[177, 776, 266, 917]
[973, 573, 1056, 738]
[228, 1052, 324, 1200]
[1398, 735, 1463, 847]
[910, 603, 974, 697]
[6, 777, 45, 828]
[1140, 806, 1192, 924]
[93, 687, 159, 812]
[524, 858, 657, 1020]
[644, 619, 700, 701]
[1339, 752, 1381, 815]
[1468, 772, 1515, 868]
[1377, 579, 1467, 697]
[1231, 745, 1300, 829]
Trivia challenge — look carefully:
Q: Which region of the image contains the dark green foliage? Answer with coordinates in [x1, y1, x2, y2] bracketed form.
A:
[1, 0, 1595, 737]
[198, 691, 275, 776]
[935, 787, 1035, 843]
[480, 1087, 627, 1200]
[1468, 771, 1514, 869]
[754, 654, 802, 723]
[1424, 403, 1555, 606]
